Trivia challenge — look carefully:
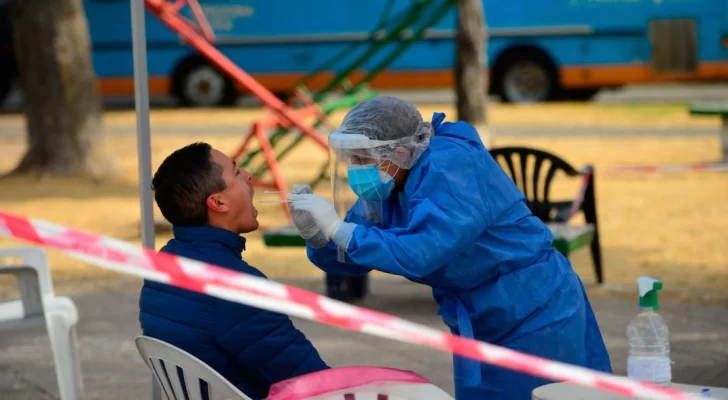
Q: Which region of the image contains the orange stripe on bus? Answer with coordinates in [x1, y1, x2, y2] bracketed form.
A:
[98, 77, 170, 95]
[560, 62, 728, 87]
[246, 70, 456, 92]
[97, 61, 728, 96]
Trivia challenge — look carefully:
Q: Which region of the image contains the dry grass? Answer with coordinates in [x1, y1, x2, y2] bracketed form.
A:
[0, 104, 726, 301]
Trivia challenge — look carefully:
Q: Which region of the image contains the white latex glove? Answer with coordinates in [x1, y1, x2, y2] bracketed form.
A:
[290, 185, 329, 249]
[287, 193, 345, 242]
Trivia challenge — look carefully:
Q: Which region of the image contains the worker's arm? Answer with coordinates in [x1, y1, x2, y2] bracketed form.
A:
[306, 241, 371, 276]
[340, 146, 491, 280]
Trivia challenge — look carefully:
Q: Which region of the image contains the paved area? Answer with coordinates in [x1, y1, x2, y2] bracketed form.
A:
[4, 83, 728, 110]
[0, 276, 727, 399]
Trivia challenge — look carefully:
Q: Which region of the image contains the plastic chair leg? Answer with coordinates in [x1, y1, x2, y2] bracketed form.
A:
[590, 233, 604, 284]
[46, 301, 84, 400]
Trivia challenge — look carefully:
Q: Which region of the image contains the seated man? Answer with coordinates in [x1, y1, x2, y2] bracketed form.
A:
[139, 142, 328, 399]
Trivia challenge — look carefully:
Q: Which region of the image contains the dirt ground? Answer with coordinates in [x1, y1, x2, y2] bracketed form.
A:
[0, 103, 726, 301]
[0, 102, 719, 129]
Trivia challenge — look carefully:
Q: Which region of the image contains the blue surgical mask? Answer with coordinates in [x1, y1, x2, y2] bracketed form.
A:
[347, 164, 395, 201]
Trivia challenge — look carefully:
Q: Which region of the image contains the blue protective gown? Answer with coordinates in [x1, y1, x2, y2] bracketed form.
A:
[307, 112, 612, 399]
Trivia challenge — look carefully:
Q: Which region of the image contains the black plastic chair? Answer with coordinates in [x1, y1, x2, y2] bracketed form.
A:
[489, 146, 604, 284]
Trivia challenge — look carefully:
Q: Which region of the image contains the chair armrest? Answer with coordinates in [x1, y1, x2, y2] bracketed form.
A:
[0, 264, 44, 319]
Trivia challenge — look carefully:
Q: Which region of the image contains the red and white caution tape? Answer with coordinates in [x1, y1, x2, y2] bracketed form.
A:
[609, 162, 728, 174]
[0, 210, 703, 400]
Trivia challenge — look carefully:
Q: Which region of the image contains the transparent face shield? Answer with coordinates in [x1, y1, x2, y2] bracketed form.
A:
[329, 132, 404, 262]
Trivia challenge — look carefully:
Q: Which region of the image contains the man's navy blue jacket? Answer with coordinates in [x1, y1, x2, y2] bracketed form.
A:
[139, 225, 329, 399]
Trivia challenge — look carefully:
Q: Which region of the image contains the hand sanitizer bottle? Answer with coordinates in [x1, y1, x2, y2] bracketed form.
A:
[627, 277, 671, 385]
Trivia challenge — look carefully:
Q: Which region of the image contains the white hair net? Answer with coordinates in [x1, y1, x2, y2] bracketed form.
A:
[332, 96, 433, 169]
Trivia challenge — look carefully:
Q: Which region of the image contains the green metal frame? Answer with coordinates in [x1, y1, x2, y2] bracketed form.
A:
[236, 0, 458, 190]
[689, 101, 728, 117]
[241, 88, 375, 176]
[262, 223, 597, 252]
[307, 0, 457, 103]
[251, 88, 377, 188]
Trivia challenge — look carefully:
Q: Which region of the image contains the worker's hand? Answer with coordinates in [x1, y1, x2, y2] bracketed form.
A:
[288, 193, 342, 242]
[289, 185, 329, 248]
[291, 184, 313, 195]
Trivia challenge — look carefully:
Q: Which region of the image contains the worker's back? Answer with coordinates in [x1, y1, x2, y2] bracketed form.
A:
[138, 225, 328, 400]
[403, 114, 610, 390]
[374, 114, 563, 334]
[382, 113, 611, 398]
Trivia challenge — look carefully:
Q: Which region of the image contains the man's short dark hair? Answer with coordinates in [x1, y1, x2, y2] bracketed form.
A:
[151, 142, 227, 226]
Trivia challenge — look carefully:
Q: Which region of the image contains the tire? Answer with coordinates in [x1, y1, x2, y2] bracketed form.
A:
[172, 57, 237, 107]
[494, 51, 560, 103]
[0, 53, 17, 107]
[0, 5, 16, 107]
[0, 72, 13, 107]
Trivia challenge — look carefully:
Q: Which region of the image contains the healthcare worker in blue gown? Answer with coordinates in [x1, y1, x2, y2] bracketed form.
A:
[287, 96, 612, 399]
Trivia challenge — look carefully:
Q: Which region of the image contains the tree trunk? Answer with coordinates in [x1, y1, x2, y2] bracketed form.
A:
[6, 0, 115, 179]
[454, 0, 489, 143]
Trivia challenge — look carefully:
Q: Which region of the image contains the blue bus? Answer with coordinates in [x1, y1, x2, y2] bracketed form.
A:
[1, 0, 727, 106]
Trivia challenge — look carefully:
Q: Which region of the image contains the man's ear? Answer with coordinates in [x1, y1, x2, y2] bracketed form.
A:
[206, 193, 229, 213]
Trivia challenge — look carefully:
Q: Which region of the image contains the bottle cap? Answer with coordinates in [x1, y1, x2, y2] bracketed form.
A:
[637, 276, 662, 311]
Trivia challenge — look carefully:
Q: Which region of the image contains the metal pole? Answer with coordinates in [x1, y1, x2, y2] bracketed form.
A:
[130, 0, 159, 399]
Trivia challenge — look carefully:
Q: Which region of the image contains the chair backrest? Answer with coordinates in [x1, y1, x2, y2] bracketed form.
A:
[267, 366, 454, 400]
[135, 336, 252, 400]
[489, 146, 580, 220]
[0, 247, 53, 296]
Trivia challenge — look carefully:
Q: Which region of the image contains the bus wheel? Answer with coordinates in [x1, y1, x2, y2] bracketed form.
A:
[0, 62, 16, 107]
[173, 57, 237, 107]
[495, 52, 559, 103]
[0, 74, 13, 107]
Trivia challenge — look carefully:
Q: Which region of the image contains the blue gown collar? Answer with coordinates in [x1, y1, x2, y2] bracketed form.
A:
[431, 112, 447, 130]
[171, 225, 247, 257]
[430, 111, 484, 148]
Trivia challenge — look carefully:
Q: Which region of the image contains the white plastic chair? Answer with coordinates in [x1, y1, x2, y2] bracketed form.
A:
[135, 336, 253, 400]
[267, 365, 454, 400]
[0, 246, 84, 400]
[136, 336, 454, 400]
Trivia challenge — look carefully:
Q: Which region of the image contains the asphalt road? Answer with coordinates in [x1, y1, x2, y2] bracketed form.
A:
[0, 276, 726, 400]
[2, 83, 728, 112]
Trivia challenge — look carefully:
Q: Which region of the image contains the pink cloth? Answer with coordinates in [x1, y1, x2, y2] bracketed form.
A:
[266, 366, 431, 400]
